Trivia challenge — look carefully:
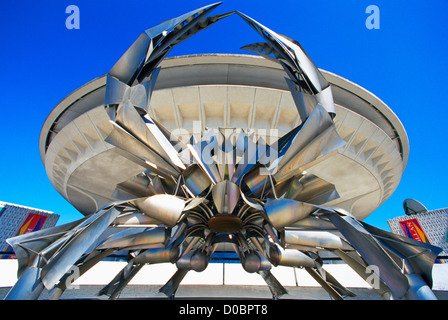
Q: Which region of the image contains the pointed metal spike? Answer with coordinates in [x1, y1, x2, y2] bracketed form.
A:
[116, 101, 185, 170]
[273, 105, 345, 182]
[327, 212, 410, 298]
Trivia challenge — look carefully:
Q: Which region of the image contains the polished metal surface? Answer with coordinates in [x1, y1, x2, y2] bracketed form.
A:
[264, 199, 316, 229]
[284, 230, 352, 250]
[6, 3, 439, 300]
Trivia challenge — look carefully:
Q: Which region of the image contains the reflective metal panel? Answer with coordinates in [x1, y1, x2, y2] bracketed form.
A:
[18, 3, 434, 301]
[269, 245, 316, 268]
[4, 267, 44, 300]
[134, 246, 179, 264]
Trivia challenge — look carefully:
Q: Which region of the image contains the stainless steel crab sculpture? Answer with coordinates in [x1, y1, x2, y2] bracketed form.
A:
[5, 3, 441, 300]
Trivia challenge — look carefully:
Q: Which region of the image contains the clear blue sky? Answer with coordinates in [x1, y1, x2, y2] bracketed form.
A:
[0, 0, 447, 229]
